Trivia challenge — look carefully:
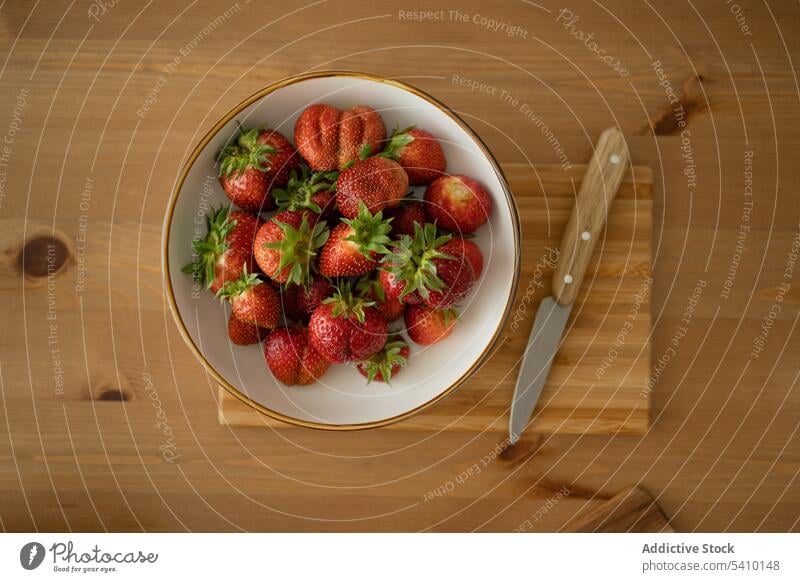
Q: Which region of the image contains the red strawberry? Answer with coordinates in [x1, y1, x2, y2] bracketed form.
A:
[381, 223, 476, 308]
[271, 163, 338, 219]
[439, 237, 484, 279]
[423, 257, 475, 308]
[278, 285, 303, 321]
[182, 205, 263, 294]
[264, 327, 331, 386]
[279, 274, 334, 321]
[295, 104, 339, 171]
[338, 106, 387, 169]
[377, 268, 413, 304]
[336, 156, 408, 219]
[380, 127, 446, 185]
[308, 283, 388, 363]
[219, 168, 269, 212]
[405, 305, 458, 345]
[318, 203, 392, 277]
[253, 210, 329, 285]
[218, 125, 298, 212]
[227, 313, 268, 345]
[385, 199, 425, 238]
[217, 268, 281, 329]
[357, 335, 410, 383]
[424, 175, 492, 233]
[356, 273, 405, 322]
[256, 129, 300, 189]
[225, 210, 263, 253]
[295, 104, 386, 171]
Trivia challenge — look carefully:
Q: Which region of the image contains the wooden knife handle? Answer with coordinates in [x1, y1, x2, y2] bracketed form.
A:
[553, 127, 629, 306]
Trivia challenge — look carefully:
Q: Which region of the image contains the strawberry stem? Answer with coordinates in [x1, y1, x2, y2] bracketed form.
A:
[342, 202, 393, 258]
[355, 273, 386, 302]
[216, 264, 261, 302]
[181, 204, 237, 288]
[441, 307, 459, 327]
[217, 123, 277, 177]
[378, 125, 415, 161]
[322, 281, 375, 323]
[271, 164, 338, 213]
[262, 214, 329, 287]
[359, 334, 409, 384]
[381, 222, 453, 300]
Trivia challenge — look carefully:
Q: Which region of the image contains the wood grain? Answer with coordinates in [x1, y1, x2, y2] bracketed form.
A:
[1, 0, 799, 533]
[566, 486, 674, 532]
[220, 162, 653, 435]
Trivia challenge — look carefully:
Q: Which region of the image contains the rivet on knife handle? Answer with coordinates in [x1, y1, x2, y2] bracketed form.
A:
[552, 127, 629, 306]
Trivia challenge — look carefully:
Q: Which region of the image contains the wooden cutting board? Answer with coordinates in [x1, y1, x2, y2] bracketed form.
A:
[218, 162, 653, 434]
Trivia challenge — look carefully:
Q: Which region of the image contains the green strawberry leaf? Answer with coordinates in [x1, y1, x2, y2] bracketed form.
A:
[358, 142, 373, 160]
[441, 307, 459, 327]
[378, 125, 416, 161]
[217, 122, 277, 177]
[355, 273, 386, 303]
[262, 215, 329, 287]
[359, 335, 409, 384]
[216, 264, 261, 302]
[272, 164, 338, 213]
[322, 281, 375, 324]
[380, 222, 453, 300]
[182, 204, 237, 288]
[342, 202, 393, 258]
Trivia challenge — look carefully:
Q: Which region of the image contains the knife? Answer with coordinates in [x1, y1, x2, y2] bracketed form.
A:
[509, 127, 629, 444]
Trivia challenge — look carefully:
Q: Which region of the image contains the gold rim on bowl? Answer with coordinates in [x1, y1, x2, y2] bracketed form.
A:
[162, 70, 521, 431]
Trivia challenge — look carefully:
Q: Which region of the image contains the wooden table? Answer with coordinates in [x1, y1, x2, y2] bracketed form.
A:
[1, 0, 798, 532]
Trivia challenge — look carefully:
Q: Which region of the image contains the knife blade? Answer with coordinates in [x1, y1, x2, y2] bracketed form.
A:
[509, 297, 572, 444]
[508, 127, 629, 444]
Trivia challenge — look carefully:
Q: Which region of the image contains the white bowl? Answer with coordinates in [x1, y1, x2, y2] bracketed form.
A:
[163, 71, 520, 430]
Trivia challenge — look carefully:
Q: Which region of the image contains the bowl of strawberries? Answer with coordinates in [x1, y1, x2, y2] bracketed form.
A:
[163, 71, 520, 429]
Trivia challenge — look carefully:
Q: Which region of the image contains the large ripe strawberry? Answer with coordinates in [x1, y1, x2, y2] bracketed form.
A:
[271, 163, 338, 219]
[308, 283, 387, 364]
[295, 104, 386, 171]
[228, 312, 268, 345]
[381, 222, 476, 308]
[217, 268, 281, 329]
[253, 210, 329, 286]
[318, 203, 392, 277]
[424, 175, 492, 233]
[336, 155, 409, 219]
[264, 326, 331, 386]
[279, 274, 334, 322]
[385, 199, 425, 238]
[357, 335, 410, 384]
[380, 126, 446, 185]
[405, 304, 458, 345]
[218, 125, 298, 212]
[356, 273, 405, 322]
[439, 236, 484, 279]
[181, 205, 263, 293]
